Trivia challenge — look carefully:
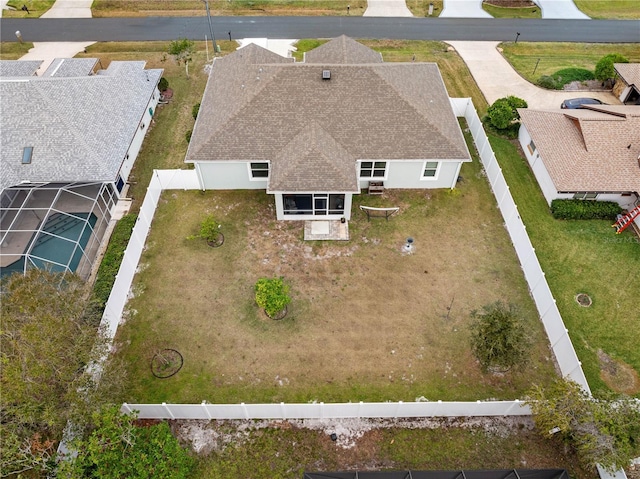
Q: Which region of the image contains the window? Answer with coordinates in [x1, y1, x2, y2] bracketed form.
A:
[422, 161, 439, 179]
[573, 192, 598, 200]
[250, 162, 269, 179]
[527, 140, 536, 155]
[360, 161, 386, 178]
[22, 147, 33, 164]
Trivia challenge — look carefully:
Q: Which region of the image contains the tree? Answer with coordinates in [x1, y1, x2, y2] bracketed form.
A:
[168, 38, 196, 78]
[469, 301, 529, 372]
[594, 53, 629, 83]
[486, 96, 528, 130]
[58, 406, 194, 479]
[0, 269, 125, 477]
[527, 379, 640, 472]
[255, 277, 291, 318]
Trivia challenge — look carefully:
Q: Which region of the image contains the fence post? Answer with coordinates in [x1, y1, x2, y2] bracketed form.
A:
[280, 402, 286, 419]
[242, 402, 249, 420]
[122, 403, 133, 414]
[202, 401, 212, 420]
[162, 402, 175, 419]
[551, 329, 569, 348]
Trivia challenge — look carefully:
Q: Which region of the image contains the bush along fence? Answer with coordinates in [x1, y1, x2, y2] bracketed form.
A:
[450, 97, 590, 394]
[97, 99, 590, 420]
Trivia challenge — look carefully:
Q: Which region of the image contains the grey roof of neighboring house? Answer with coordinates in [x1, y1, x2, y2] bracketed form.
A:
[519, 105, 640, 194]
[186, 37, 470, 192]
[0, 60, 43, 77]
[42, 58, 98, 77]
[1, 61, 163, 192]
[304, 35, 383, 64]
[615, 63, 640, 88]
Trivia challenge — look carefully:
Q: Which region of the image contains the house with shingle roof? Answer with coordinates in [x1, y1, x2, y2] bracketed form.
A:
[185, 36, 471, 221]
[613, 63, 640, 105]
[518, 105, 640, 210]
[1, 58, 162, 279]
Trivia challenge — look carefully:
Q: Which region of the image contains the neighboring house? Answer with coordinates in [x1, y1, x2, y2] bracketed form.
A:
[185, 36, 471, 221]
[613, 63, 640, 105]
[0, 59, 163, 279]
[518, 105, 640, 209]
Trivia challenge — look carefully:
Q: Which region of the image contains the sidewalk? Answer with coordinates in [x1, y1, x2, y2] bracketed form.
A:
[446, 41, 616, 109]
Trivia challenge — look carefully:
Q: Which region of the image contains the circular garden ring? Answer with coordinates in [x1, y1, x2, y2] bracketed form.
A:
[575, 293, 592, 307]
[151, 349, 184, 378]
[266, 305, 288, 320]
[207, 233, 225, 248]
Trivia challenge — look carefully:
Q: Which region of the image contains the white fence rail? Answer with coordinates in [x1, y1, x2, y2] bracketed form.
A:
[450, 97, 590, 393]
[105, 99, 588, 420]
[123, 400, 531, 420]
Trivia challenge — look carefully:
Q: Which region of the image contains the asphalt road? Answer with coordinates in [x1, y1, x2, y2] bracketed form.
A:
[1, 16, 639, 43]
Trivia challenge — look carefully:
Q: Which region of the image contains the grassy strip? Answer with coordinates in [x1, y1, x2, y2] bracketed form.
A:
[91, 0, 367, 17]
[93, 214, 137, 308]
[483, 3, 541, 18]
[406, 0, 443, 17]
[1, 0, 55, 18]
[499, 42, 640, 85]
[192, 423, 592, 478]
[0, 42, 34, 59]
[489, 135, 640, 397]
[573, 0, 640, 19]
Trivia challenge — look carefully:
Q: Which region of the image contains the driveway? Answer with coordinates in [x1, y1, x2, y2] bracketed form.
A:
[441, 0, 491, 18]
[446, 41, 616, 109]
[364, 0, 413, 17]
[41, 0, 92, 18]
[534, 0, 589, 19]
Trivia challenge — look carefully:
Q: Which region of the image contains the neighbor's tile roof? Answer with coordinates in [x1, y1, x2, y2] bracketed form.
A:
[1, 61, 163, 192]
[0, 60, 43, 77]
[304, 35, 383, 64]
[519, 105, 640, 194]
[186, 37, 470, 192]
[615, 63, 640, 87]
[42, 58, 98, 77]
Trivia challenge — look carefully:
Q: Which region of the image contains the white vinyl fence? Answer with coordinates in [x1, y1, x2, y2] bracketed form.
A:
[450, 97, 590, 394]
[104, 99, 589, 420]
[123, 400, 530, 420]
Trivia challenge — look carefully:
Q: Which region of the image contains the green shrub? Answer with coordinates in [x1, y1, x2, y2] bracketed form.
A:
[595, 53, 629, 82]
[469, 301, 529, 373]
[185, 129, 192, 143]
[486, 96, 528, 132]
[187, 214, 221, 243]
[93, 214, 137, 308]
[192, 102, 200, 120]
[158, 77, 169, 92]
[255, 277, 291, 318]
[537, 75, 560, 90]
[550, 199, 622, 220]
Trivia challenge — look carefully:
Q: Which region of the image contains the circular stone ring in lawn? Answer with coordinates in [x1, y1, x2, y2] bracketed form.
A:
[265, 305, 288, 320]
[575, 293, 592, 307]
[207, 233, 225, 248]
[151, 349, 184, 378]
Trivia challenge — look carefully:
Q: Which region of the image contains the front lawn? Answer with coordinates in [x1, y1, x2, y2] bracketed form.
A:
[574, 0, 640, 19]
[115, 149, 556, 404]
[490, 135, 640, 397]
[499, 42, 640, 85]
[483, 2, 541, 18]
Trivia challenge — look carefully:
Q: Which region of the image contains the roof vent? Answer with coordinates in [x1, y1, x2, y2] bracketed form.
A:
[322, 70, 331, 80]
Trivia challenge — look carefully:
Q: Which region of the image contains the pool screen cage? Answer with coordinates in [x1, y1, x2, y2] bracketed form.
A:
[1, 181, 118, 281]
[303, 470, 570, 479]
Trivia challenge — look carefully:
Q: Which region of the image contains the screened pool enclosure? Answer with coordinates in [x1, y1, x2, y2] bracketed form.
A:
[0, 182, 118, 280]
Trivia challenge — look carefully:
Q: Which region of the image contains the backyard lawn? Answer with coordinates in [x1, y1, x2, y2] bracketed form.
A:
[490, 135, 640, 397]
[499, 42, 640, 85]
[114, 128, 557, 404]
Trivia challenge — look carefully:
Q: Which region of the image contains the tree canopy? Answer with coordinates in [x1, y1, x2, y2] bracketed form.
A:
[486, 96, 528, 131]
[594, 53, 629, 82]
[168, 38, 196, 77]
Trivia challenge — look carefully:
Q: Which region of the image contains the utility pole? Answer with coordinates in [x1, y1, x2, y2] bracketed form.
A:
[203, 0, 218, 54]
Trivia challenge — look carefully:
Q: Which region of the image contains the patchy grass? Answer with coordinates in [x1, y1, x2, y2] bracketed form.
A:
[499, 42, 640, 84]
[406, 0, 443, 17]
[574, 0, 640, 19]
[0, 42, 34, 59]
[2, 0, 55, 17]
[489, 135, 640, 397]
[91, 0, 367, 17]
[115, 135, 556, 405]
[483, 2, 541, 18]
[187, 419, 593, 478]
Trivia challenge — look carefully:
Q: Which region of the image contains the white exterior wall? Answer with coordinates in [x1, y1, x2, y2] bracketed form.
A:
[519, 125, 561, 205]
[196, 162, 268, 190]
[119, 88, 162, 184]
[358, 160, 461, 190]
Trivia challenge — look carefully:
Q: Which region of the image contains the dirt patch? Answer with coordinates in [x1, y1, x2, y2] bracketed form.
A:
[597, 349, 640, 394]
[563, 80, 610, 91]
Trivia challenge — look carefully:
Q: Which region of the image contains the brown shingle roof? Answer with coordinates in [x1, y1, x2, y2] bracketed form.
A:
[615, 63, 640, 87]
[519, 105, 640, 194]
[304, 35, 383, 64]
[186, 38, 471, 191]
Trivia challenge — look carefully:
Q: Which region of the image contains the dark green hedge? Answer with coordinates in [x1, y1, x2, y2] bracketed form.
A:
[93, 213, 137, 308]
[551, 199, 622, 220]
